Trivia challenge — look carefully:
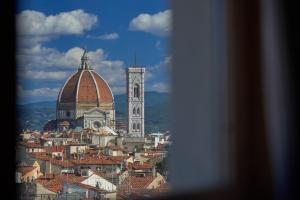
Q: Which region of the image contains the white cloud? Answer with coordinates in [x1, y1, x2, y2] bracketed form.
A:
[22, 70, 69, 80]
[16, 10, 98, 48]
[17, 9, 97, 36]
[145, 56, 172, 93]
[148, 82, 170, 93]
[111, 86, 126, 95]
[88, 33, 119, 40]
[17, 85, 60, 97]
[145, 55, 172, 80]
[17, 46, 126, 93]
[129, 10, 172, 36]
[16, 9, 128, 97]
[17, 45, 103, 69]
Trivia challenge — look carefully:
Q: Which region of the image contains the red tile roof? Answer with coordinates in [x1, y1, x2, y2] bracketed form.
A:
[126, 175, 156, 189]
[128, 162, 153, 170]
[72, 156, 123, 165]
[30, 152, 51, 161]
[19, 141, 44, 148]
[36, 174, 86, 193]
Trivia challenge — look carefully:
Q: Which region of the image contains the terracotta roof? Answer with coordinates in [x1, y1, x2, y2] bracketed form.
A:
[85, 149, 98, 155]
[20, 142, 44, 148]
[36, 174, 86, 193]
[72, 156, 122, 165]
[36, 174, 112, 194]
[30, 152, 51, 161]
[77, 71, 99, 104]
[30, 153, 74, 167]
[16, 166, 37, 176]
[91, 71, 114, 104]
[59, 71, 81, 103]
[126, 175, 156, 189]
[128, 162, 153, 170]
[108, 156, 130, 162]
[58, 69, 113, 106]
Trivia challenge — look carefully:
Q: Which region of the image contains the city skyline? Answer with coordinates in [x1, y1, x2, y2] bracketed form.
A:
[16, 0, 171, 104]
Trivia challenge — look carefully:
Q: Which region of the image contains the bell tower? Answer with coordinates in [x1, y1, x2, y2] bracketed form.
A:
[126, 67, 145, 137]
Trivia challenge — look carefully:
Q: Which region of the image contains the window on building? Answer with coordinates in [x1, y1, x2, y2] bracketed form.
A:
[134, 84, 139, 98]
[66, 111, 71, 117]
[133, 107, 136, 115]
[137, 107, 140, 115]
[137, 123, 140, 130]
[133, 123, 136, 130]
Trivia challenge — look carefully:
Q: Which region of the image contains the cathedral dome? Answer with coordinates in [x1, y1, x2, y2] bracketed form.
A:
[57, 50, 114, 107]
[58, 69, 114, 105]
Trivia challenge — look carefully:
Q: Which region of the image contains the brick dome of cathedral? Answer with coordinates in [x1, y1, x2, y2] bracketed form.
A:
[57, 50, 114, 106]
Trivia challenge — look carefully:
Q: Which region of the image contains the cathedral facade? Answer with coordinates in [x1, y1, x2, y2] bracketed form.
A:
[56, 50, 115, 131]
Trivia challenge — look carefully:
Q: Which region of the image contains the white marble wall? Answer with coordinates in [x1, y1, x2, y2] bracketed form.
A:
[126, 67, 145, 137]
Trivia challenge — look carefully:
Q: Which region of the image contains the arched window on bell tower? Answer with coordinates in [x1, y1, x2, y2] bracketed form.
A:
[133, 123, 136, 131]
[137, 107, 140, 115]
[133, 107, 136, 115]
[134, 84, 139, 98]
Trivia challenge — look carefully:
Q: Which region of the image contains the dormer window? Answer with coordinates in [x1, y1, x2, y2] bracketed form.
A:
[134, 84, 139, 98]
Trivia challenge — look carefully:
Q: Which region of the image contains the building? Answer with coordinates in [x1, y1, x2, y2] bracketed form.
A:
[56, 50, 115, 131]
[65, 143, 88, 158]
[117, 137, 146, 152]
[91, 126, 118, 147]
[126, 67, 145, 137]
[104, 145, 129, 156]
[16, 161, 42, 183]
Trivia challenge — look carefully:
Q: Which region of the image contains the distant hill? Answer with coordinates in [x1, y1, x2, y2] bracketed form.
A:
[16, 91, 170, 133]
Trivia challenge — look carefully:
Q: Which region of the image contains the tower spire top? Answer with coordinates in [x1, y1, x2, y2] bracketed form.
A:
[81, 48, 89, 70]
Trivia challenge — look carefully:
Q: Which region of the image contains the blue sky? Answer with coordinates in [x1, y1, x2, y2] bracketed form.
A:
[16, 0, 171, 104]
